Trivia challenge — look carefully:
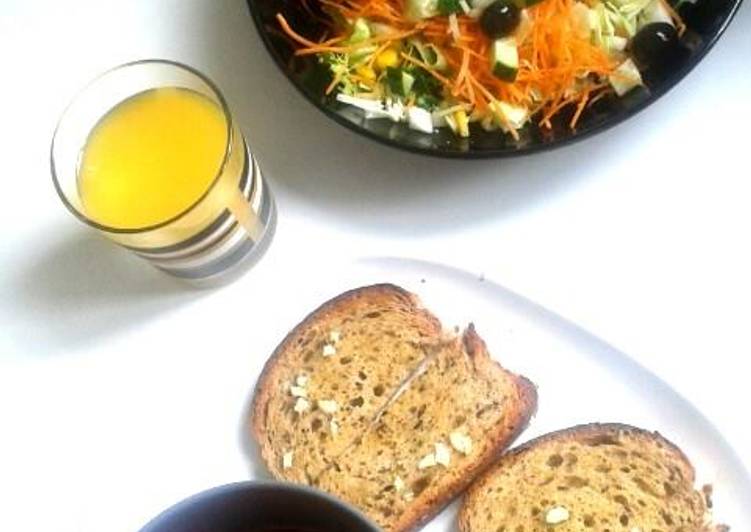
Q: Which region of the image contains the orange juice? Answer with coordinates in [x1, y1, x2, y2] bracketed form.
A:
[77, 87, 228, 229]
[52, 60, 273, 281]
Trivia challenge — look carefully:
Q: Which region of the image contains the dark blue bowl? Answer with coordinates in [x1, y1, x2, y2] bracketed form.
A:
[140, 481, 379, 532]
[247, 0, 742, 158]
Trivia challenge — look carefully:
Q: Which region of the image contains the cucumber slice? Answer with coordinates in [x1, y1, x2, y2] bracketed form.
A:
[490, 37, 519, 82]
[609, 58, 643, 96]
[386, 68, 416, 96]
[401, 71, 416, 95]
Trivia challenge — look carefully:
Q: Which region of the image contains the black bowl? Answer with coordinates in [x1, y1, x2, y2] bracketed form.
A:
[139, 481, 379, 532]
[247, 0, 742, 158]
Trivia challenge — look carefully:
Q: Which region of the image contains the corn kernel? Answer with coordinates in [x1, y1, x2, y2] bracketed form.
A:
[454, 110, 469, 138]
[375, 48, 399, 70]
[355, 65, 376, 81]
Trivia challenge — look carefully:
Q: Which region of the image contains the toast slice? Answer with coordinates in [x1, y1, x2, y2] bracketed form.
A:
[460, 423, 726, 532]
[250, 284, 538, 531]
[315, 325, 537, 531]
[251, 284, 444, 483]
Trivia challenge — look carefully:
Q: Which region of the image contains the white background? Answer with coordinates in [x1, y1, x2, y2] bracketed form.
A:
[1, 0, 750, 530]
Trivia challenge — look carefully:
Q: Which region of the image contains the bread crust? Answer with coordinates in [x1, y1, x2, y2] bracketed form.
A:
[458, 422, 700, 532]
[250, 284, 442, 479]
[391, 325, 538, 532]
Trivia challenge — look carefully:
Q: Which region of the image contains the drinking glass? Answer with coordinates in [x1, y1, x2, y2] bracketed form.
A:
[51, 59, 275, 283]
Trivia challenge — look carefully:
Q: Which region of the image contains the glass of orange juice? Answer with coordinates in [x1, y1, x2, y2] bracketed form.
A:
[51, 59, 274, 283]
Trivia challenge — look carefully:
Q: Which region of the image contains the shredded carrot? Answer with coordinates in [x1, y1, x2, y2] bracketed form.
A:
[276, 14, 324, 48]
[453, 47, 470, 96]
[274, 0, 684, 135]
[325, 73, 343, 94]
[569, 90, 589, 129]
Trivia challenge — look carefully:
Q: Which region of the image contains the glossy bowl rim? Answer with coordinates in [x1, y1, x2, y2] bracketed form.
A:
[139, 480, 380, 532]
[247, 0, 744, 159]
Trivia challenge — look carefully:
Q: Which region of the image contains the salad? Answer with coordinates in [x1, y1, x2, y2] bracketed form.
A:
[278, 0, 686, 138]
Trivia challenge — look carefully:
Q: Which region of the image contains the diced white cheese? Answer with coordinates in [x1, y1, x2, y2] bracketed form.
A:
[418, 452, 437, 469]
[317, 399, 339, 414]
[322, 344, 337, 357]
[329, 330, 341, 343]
[394, 476, 405, 492]
[545, 506, 570, 525]
[449, 431, 473, 455]
[294, 397, 310, 413]
[290, 385, 307, 398]
[330, 419, 339, 436]
[282, 451, 294, 469]
[609, 58, 643, 96]
[407, 107, 434, 134]
[434, 442, 451, 466]
[295, 375, 309, 387]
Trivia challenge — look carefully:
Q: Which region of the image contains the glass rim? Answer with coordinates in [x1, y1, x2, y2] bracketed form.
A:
[50, 58, 237, 235]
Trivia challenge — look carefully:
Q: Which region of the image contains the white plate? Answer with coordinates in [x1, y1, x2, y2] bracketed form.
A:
[20, 257, 746, 531]
[251, 256, 750, 530]
[242, 257, 749, 530]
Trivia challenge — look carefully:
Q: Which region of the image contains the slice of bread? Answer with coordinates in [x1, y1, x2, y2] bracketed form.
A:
[315, 325, 537, 531]
[250, 284, 538, 531]
[251, 284, 444, 483]
[460, 423, 725, 532]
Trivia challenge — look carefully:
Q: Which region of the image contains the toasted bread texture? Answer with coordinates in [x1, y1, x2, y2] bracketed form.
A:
[250, 284, 537, 531]
[316, 325, 537, 531]
[252, 284, 442, 483]
[460, 423, 723, 532]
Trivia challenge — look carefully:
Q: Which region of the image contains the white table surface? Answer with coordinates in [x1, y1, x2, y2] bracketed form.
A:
[1, 1, 750, 530]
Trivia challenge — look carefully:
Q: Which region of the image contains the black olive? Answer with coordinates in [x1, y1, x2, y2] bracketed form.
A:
[630, 22, 680, 70]
[480, 0, 521, 39]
